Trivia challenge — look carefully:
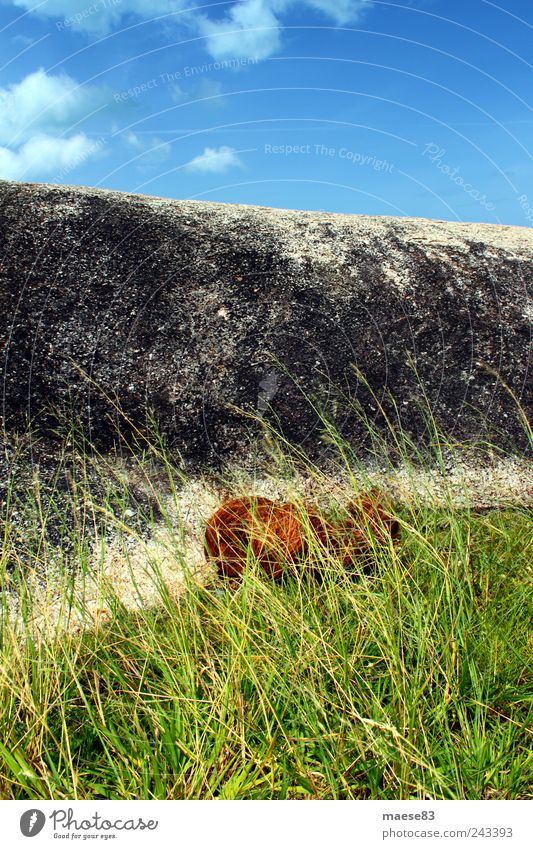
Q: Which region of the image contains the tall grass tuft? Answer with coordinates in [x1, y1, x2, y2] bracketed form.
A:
[0, 389, 531, 800]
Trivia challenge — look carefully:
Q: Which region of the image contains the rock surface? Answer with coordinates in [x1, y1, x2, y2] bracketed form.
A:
[1, 180, 531, 471]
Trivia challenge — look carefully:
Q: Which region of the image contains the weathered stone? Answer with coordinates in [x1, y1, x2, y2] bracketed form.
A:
[0, 180, 531, 472]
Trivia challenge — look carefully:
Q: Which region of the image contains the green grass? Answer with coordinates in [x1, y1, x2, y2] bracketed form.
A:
[0, 406, 531, 800]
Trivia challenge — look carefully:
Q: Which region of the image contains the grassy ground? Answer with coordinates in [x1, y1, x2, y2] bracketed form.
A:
[0, 414, 531, 800]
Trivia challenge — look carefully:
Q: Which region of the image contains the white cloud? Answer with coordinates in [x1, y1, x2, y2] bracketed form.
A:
[170, 83, 187, 103]
[11, 34, 35, 47]
[0, 68, 107, 146]
[301, 0, 373, 26]
[7, 0, 374, 58]
[125, 132, 171, 163]
[126, 132, 145, 149]
[0, 69, 109, 182]
[0, 133, 101, 180]
[185, 145, 243, 174]
[197, 0, 373, 60]
[197, 0, 281, 62]
[10, 0, 189, 36]
[171, 79, 226, 108]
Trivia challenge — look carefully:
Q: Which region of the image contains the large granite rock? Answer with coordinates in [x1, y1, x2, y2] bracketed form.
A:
[0, 180, 531, 471]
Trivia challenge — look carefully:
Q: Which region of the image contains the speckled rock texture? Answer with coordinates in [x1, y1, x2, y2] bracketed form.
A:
[1, 180, 531, 471]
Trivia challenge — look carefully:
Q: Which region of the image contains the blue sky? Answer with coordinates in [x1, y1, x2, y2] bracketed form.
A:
[0, 0, 531, 224]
